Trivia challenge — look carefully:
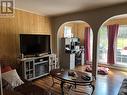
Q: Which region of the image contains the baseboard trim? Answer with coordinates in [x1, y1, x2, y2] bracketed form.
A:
[98, 64, 127, 72]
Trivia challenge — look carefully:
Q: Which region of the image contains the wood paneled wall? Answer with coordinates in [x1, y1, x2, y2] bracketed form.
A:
[105, 17, 127, 25]
[0, 9, 51, 65]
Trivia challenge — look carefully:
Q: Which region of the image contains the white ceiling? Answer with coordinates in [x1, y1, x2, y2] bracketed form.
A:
[15, 0, 127, 16]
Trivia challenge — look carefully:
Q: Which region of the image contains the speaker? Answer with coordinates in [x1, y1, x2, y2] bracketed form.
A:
[50, 54, 56, 64]
[49, 54, 57, 71]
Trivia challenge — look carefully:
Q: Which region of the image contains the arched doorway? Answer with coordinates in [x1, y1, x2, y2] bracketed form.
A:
[98, 14, 127, 68]
[57, 21, 93, 69]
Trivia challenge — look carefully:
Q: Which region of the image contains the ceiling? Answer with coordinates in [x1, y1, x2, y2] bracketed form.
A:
[15, 0, 127, 17]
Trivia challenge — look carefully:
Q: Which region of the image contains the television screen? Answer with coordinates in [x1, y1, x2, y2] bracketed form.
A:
[20, 34, 50, 55]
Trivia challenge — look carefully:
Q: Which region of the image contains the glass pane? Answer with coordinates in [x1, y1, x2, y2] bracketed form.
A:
[98, 26, 108, 64]
[64, 26, 73, 38]
[26, 62, 29, 70]
[90, 29, 93, 62]
[116, 25, 127, 65]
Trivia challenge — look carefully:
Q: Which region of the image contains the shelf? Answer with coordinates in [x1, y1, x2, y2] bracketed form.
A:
[27, 73, 49, 81]
[34, 60, 48, 65]
[20, 54, 57, 81]
[26, 69, 33, 72]
[35, 73, 49, 78]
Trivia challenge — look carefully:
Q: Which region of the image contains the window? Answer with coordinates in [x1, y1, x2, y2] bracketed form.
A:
[116, 25, 127, 65]
[98, 26, 108, 64]
[64, 26, 73, 38]
[90, 29, 93, 61]
[98, 25, 127, 66]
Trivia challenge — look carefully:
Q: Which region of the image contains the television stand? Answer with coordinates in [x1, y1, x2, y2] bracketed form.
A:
[19, 54, 58, 81]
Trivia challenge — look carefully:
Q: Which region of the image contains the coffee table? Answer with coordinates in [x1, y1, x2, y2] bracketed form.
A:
[50, 69, 95, 95]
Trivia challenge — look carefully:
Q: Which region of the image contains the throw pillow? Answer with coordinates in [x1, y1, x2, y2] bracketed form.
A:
[1, 66, 12, 73]
[2, 69, 24, 88]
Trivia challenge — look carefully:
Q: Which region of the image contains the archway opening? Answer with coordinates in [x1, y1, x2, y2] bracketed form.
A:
[57, 20, 93, 69]
[98, 14, 127, 69]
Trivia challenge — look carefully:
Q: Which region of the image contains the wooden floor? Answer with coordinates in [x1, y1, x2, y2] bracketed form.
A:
[34, 65, 127, 95]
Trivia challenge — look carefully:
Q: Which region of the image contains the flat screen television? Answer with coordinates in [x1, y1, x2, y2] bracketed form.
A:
[20, 34, 50, 55]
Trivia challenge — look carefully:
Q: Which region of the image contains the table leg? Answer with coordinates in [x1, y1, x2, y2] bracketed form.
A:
[74, 82, 76, 88]
[91, 84, 95, 95]
[51, 77, 55, 87]
[61, 81, 64, 95]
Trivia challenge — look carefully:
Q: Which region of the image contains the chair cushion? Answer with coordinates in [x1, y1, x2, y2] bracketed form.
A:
[85, 65, 109, 75]
[98, 67, 109, 75]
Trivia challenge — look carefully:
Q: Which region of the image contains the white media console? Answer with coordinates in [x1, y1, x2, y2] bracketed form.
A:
[20, 54, 57, 81]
